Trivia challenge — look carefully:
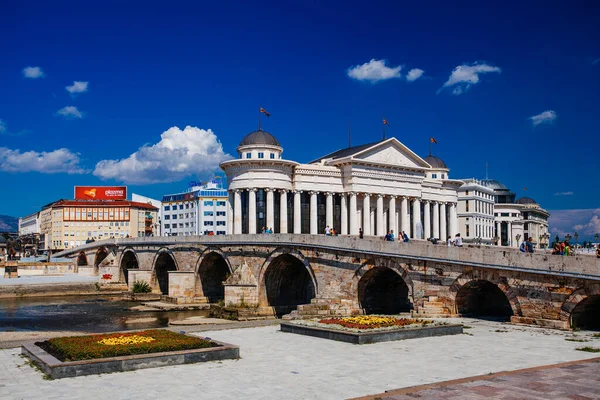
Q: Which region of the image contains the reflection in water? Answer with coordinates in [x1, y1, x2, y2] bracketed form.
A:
[0, 295, 210, 333]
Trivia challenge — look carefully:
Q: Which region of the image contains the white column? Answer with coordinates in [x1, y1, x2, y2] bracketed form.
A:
[423, 201, 431, 239]
[233, 190, 242, 234]
[432, 202, 440, 239]
[349, 192, 358, 235]
[325, 192, 333, 230]
[507, 222, 513, 246]
[293, 191, 301, 234]
[363, 194, 371, 236]
[227, 191, 234, 235]
[440, 203, 447, 241]
[388, 196, 396, 236]
[376, 195, 384, 236]
[341, 194, 348, 235]
[248, 189, 257, 234]
[449, 203, 458, 237]
[412, 198, 421, 239]
[279, 190, 288, 234]
[400, 197, 408, 235]
[266, 189, 274, 231]
[310, 191, 318, 234]
[497, 221, 502, 246]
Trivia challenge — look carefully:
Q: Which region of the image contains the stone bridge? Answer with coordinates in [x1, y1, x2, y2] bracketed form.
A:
[56, 235, 600, 330]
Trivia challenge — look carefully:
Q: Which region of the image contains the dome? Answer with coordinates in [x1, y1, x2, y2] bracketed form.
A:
[239, 129, 280, 147]
[516, 197, 537, 205]
[480, 179, 509, 190]
[424, 155, 447, 169]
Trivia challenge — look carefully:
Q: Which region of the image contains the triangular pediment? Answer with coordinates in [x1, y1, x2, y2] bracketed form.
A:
[352, 138, 430, 169]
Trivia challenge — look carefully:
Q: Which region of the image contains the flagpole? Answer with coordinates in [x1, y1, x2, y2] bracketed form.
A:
[429, 140, 432, 156]
[258, 107, 261, 130]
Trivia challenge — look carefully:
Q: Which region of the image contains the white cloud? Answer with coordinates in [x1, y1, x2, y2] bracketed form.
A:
[549, 208, 600, 240]
[66, 81, 89, 94]
[22, 66, 45, 79]
[0, 120, 6, 134]
[56, 106, 84, 119]
[554, 191, 573, 196]
[406, 68, 424, 82]
[0, 147, 86, 174]
[438, 62, 501, 95]
[347, 59, 402, 83]
[93, 126, 232, 184]
[529, 110, 557, 126]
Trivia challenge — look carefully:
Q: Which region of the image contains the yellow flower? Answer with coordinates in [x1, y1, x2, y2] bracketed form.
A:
[98, 335, 156, 346]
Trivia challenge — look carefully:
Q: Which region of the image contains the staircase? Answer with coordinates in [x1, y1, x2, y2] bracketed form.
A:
[412, 296, 454, 318]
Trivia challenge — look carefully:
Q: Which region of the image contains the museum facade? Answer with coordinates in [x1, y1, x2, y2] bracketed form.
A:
[220, 129, 462, 239]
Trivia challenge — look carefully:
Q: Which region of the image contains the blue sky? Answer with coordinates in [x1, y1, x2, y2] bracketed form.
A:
[1, 0, 599, 239]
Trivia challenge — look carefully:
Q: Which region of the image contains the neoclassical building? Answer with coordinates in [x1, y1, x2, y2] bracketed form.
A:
[220, 129, 461, 239]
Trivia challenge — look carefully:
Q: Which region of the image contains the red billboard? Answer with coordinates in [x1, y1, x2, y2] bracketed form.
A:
[74, 186, 127, 201]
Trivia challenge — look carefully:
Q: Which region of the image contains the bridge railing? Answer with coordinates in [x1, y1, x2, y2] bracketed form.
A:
[55, 234, 600, 279]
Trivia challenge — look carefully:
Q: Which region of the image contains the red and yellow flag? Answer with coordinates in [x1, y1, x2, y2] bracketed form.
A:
[430, 137, 438, 144]
[259, 107, 271, 117]
[383, 118, 390, 126]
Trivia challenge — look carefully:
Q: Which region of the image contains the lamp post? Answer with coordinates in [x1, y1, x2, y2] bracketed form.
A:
[565, 234, 571, 245]
[574, 232, 579, 247]
[595, 233, 599, 244]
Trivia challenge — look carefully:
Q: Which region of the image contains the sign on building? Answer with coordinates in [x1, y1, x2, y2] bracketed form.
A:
[74, 186, 127, 201]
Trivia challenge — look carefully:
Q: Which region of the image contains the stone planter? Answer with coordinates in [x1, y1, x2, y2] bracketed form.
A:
[21, 337, 239, 379]
[280, 322, 463, 344]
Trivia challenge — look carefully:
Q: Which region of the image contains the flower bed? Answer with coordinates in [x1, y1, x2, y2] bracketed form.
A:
[36, 329, 216, 362]
[318, 316, 433, 330]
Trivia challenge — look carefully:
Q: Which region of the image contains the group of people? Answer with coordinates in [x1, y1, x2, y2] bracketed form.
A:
[324, 226, 339, 236]
[552, 241, 573, 256]
[519, 237, 535, 253]
[261, 227, 274, 234]
[381, 230, 410, 242]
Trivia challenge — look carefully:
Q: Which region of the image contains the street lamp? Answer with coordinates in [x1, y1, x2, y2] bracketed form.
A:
[574, 232, 579, 247]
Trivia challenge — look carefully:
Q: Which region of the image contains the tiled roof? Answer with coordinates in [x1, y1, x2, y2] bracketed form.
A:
[51, 199, 158, 211]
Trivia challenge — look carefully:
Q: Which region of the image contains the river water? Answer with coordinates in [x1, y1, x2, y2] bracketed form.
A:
[0, 295, 210, 333]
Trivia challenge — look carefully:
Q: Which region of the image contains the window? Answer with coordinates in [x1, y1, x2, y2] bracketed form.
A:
[465, 202, 469, 212]
[204, 201, 213, 206]
[179, 223, 183, 228]
[164, 215, 170, 220]
[172, 215, 177, 219]
[258, 152, 264, 159]
[164, 224, 170, 229]
[270, 153, 275, 159]
[441, 174, 445, 179]
[217, 231, 226, 235]
[216, 201, 226, 206]
[204, 221, 214, 226]
[432, 173, 437, 179]
[185, 203, 189, 209]
[216, 221, 226, 226]
[466, 225, 470, 237]
[179, 204, 184, 210]
[164, 205, 170, 211]
[246, 153, 251, 159]
[501, 213, 509, 217]
[465, 190, 469, 195]
[204, 211, 214, 216]
[216, 211, 226, 216]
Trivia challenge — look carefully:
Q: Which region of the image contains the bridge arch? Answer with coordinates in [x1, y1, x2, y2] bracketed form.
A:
[77, 251, 88, 266]
[560, 284, 600, 330]
[195, 248, 232, 303]
[152, 248, 179, 295]
[450, 271, 520, 319]
[258, 248, 317, 316]
[119, 248, 139, 284]
[93, 247, 109, 267]
[353, 259, 414, 315]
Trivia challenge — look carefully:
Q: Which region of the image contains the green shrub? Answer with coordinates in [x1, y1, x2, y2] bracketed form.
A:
[132, 280, 152, 293]
[37, 330, 216, 361]
[576, 346, 600, 353]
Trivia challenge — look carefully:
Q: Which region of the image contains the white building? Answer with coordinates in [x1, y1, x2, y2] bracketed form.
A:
[161, 180, 228, 236]
[457, 179, 496, 244]
[460, 179, 550, 248]
[18, 212, 40, 236]
[132, 193, 162, 236]
[220, 129, 461, 238]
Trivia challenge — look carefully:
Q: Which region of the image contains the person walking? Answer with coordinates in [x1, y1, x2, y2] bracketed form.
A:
[359, 228, 363, 239]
